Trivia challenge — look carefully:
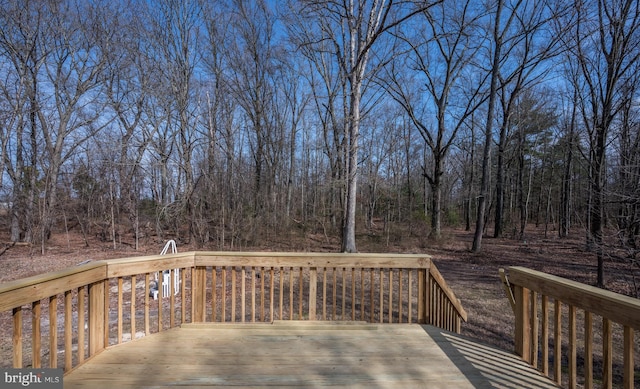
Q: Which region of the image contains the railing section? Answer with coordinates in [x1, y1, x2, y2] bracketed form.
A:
[506, 266, 640, 389]
[0, 252, 466, 373]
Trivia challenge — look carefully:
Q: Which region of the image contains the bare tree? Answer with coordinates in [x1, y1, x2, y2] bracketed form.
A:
[103, 1, 155, 249]
[0, 0, 46, 243]
[568, 0, 640, 287]
[471, 0, 563, 251]
[472, 0, 509, 252]
[285, 7, 348, 231]
[200, 0, 238, 248]
[385, 0, 484, 238]
[146, 0, 202, 243]
[614, 75, 640, 252]
[492, 0, 568, 239]
[0, 1, 111, 252]
[290, 0, 442, 252]
[226, 0, 280, 220]
[559, 86, 579, 239]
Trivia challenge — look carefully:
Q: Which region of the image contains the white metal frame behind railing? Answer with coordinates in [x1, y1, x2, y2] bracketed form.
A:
[152, 240, 180, 299]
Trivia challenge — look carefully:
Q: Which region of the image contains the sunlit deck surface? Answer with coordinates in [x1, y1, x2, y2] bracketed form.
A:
[64, 321, 559, 388]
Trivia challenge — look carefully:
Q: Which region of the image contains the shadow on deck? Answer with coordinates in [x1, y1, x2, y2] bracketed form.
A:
[64, 321, 559, 388]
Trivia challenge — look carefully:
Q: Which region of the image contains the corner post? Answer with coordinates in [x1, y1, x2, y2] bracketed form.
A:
[88, 280, 106, 355]
[193, 266, 207, 322]
[514, 284, 532, 363]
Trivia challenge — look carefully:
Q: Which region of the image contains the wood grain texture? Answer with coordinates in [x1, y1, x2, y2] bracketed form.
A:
[64, 321, 559, 389]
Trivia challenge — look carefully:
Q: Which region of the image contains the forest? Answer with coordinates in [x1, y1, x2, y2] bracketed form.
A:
[1, 0, 639, 288]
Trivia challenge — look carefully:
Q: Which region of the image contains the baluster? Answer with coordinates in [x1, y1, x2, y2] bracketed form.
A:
[212, 267, 217, 322]
[180, 269, 186, 324]
[279, 267, 285, 320]
[298, 268, 303, 320]
[379, 268, 384, 324]
[221, 266, 227, 322]
[342, 268, 347, 320]
[568, 305, 576, 388]
[398, 269, 404, 323]
[130, 275, 136, 339]
[270, 267, 275, 322]
[603, 318, 612, 389]
[554, 300, 562, 385]
[32, 300, 41, 368]
[288, 267, 294, 320]
[117, 277, 123, 342]
[78, 286, 86, 364]
[408, 270, 413, 324]
[241, 267, 246, 322]
[144, 273, 150, 334]
[623, 326, 634, 389]
[64, 290, 72, 371]
[388, 269, 393, 323]
[157, 276, 163, 331]
[351, 268, 356, 321]
[309, 267, 317, 320]
[584, 311, 593, 389]
[322, 267, 327, 320]
[259, 267, 265, 321]
[49, 295, 57, 367]
[231, 267, 236, 322]
[541, 295, 549, 376]
[360, 268, 365, 321]
[334, 267, 340, 320]
[13, 307, 22, 368]
[170, 270, 175, 328]
[251, 267, 256, 322]
[531, 291, 538, 368]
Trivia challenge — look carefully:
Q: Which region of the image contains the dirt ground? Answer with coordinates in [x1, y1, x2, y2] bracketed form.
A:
[1, 224, 638, 386]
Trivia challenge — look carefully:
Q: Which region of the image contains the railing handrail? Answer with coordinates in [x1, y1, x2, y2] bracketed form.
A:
[0, 252, 439, 294]
[429, 263, 468, 322]
[508, 266, 640, 329]
[105, 252, 195, 278]
[0, 252, 468, 327]
[506, 266, 639, 389]
[0, 252, 468, 321]
[0, 262, 106, 311]
[1, 251, 467, 373]
[193, 251, 432, 268]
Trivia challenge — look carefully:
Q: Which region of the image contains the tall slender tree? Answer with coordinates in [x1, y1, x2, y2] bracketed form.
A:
[568, 0, 640, 287]
[290, 0, 442, 252]
[493, 0, 568, 239]
[385, 0, 484, 238]
[147, 0, 202, 243]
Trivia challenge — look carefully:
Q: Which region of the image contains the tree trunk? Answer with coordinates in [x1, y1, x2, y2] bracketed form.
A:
[429, 152, 443, 238]
[465, 118, 476, 232]
[494, 121, 507, 238]
[342, 74, 361, 253]
[472, 0, 504, 253]
[591, 125, 606, 287]
[560, 100, 576, 238]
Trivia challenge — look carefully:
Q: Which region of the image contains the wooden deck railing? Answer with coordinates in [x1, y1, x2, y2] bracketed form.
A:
[504, 266, 640, 389]
[0, 252, 466, 373]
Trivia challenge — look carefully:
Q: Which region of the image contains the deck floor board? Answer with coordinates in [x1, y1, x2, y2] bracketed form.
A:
[64, 322, 559, 388]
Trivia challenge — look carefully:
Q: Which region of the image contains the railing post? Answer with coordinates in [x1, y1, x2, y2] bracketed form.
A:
[88, 280, 105, 355]
[193, 266, 206, 322]
[514, 284, 532, 363]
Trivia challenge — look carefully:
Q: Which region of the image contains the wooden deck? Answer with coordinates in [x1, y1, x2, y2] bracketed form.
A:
[63, 321, 559, 388]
